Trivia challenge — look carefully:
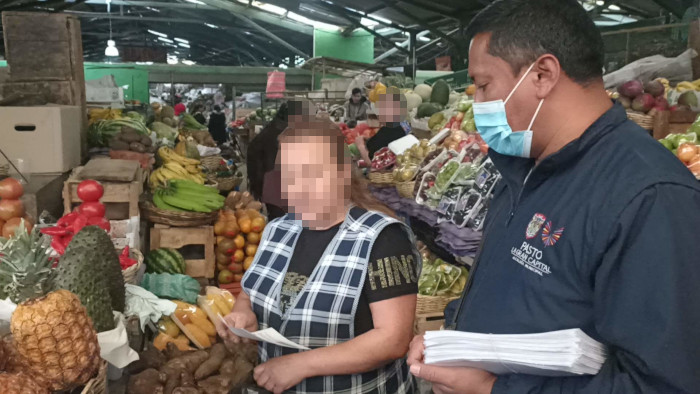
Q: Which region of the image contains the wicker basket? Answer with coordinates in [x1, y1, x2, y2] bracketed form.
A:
[201, 155, 225, 171]
[396, 180, 416, 198]
[368, 171, 394, 185]
[627, 110, 654, 130]
[80, 360, 107, 394]
[416, 294, 459, 315]
[121, 248, 144, 285]
[216, 176, 243, 192]
[140, 201, 218, 227]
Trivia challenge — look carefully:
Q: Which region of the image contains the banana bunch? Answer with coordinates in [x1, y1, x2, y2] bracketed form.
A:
[88, 108, 122, 125]
[153, 179, 225, 213]
[674, 79, 700, 93]
[204, 292, 235, 318]
[150, 147, 206, 189]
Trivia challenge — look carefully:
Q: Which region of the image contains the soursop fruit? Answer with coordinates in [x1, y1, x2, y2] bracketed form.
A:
[53, 226, 125, 331]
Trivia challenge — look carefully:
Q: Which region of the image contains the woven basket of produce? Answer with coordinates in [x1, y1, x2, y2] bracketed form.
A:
[368, 170, 394, 186]
[201, 155, 225, 171]
[80, 360, 107, 394]
[217, 175, 243, 192]
[416, 294, 460, 315]
[121, 248, 144, 285]
[396, 180, 417, 199]
[140, 201, 218, 227]
[626, 110, 654, 130]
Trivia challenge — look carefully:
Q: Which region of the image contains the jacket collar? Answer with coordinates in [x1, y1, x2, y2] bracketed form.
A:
[489, 102, 628, 194]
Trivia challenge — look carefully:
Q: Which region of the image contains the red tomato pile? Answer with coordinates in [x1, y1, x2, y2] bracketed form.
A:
[41, 180, 110, 255]
[0, 178, 32, 238]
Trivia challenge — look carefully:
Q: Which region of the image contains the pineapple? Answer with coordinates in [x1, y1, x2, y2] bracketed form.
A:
[0, 372, 49, 394]
[0, 227, 101, 392]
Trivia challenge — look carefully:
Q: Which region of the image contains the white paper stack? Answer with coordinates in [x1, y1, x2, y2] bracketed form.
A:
[424, 328, 607, 376]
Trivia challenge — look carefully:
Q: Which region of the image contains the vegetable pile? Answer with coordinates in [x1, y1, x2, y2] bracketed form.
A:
[214, 204, 266, 286]
[153, 180, 224, 213]
[418, 250, 468, 297]
[88, 118, 150, 148]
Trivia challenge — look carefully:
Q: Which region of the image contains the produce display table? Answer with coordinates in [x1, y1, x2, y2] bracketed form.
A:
[149, 224, 216, 279]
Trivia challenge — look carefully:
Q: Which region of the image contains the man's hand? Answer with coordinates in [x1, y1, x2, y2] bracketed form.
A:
[408, 335, 497, 394]
[254, 354, 308, 394]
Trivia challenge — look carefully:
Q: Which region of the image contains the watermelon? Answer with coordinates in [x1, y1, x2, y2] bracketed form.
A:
[145, 248, 186, 274]
[431, 80, 450, 106]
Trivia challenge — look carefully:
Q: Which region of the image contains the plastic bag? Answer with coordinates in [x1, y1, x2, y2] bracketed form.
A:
[603, 49, 696, 89]
[140, 273, 201, 304]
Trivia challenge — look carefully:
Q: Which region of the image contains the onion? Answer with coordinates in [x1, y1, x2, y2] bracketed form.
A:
[676, 143, 698, 164]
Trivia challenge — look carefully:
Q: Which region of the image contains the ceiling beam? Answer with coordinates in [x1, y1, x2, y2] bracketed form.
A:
[374, 29, 428, 62]
[52, 0, 88, 12]
[318, 0, 406, 31]
[84, 0, 216, 10]
[375, 0, 459, 46]
[228, 13, 309, 58]
[615, 3, 654, 18]
[64, 11, 213, 24]
[651, 0, 685, 17]
[197, 0, 313, 35]
[397, 0, 459, 22]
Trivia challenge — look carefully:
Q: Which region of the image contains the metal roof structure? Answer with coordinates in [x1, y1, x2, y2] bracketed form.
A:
[0, 0, 694, 67]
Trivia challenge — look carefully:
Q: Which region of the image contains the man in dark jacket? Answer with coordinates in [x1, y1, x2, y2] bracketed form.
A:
[208, 105, 227, 145]
[407, 1, 700, 393]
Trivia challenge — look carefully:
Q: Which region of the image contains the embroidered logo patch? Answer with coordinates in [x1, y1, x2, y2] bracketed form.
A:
[525, 213, 547, 239]
[541, 221, 565, 247]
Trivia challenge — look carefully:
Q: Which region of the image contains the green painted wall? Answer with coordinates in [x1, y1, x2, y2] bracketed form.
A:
[84, 64, 149, 104]
[313, 29, 374, 64]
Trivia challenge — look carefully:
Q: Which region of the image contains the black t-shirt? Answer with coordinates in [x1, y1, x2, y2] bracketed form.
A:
[279, 211, 418, 335]
[366, 125, 406, 158]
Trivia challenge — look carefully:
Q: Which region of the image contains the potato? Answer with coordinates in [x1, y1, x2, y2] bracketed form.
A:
[172, 388, 202, 394]
[141, 135, 153, 147]
[197, 375, 233, 394]
[194, 343, 227, 380]
[128, 369, 165, 394]
[165, 350, 209, 373]
[109, 139, 130, 151]
[130, 142, 147, 153]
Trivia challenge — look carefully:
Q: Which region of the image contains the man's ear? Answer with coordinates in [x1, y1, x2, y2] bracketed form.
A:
[533, 54, 561, 100]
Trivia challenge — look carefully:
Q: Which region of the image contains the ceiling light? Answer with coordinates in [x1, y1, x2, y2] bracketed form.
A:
[146, 6, 159, 12]
[174, 38, 188, 44]
[595, 0, 604, 5]
[608, 4, 621, 10]
[244, 31, 252, 35]
[105, 39, 119, 57]
[205, 23, 219, 29]
[148, 29, 167, 37]
[367, 14, 392, 25]
[360, 17, 377, 27]
[182, 60, 195, 65]
[167, 57, 178, 65]
[178, 42, 190, 48]
[184, 0, 205, 5]
[418, 36, 430, 42]
[158, 37, 174, 43]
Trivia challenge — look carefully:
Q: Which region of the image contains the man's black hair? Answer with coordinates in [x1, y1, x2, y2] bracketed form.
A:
[213, 105, 221, 112]
[276, 102, 289, 122]
[466, 0, 604, 84]
[351, 88, 362, 96]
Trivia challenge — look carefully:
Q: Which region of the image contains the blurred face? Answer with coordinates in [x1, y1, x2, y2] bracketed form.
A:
[378, 94, 406, 124]
[280, 135, 350, 225]
[469, 33, 541, 133]
[352, 93, 362, 104]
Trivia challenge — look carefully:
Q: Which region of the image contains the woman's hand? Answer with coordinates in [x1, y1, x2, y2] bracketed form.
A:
[254, 354, 309, 394]
[215, 307, 258, 344]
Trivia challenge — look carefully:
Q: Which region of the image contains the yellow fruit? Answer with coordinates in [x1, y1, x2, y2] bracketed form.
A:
[185, 324, 212, 348]
[212, 295, 231, 316]
[245, 244, 258, 257]
[10, 290, 101, 392]
[233, 234, 246, 249]
[157, 317, 180, 337]
[191, 306, 208, 321]
[154, 332, 175, 351]
[173, 309, 191, 325]
[233, 249, 245, 263]
[190, 313, 217, 337]
[173, 334, 193, 351]
[222, 291, 236, 309]
[247, 232, 261, 245]
[251, 217, 265, 233]
[244, 256, 254, 270]
[239, 218, 252, 234]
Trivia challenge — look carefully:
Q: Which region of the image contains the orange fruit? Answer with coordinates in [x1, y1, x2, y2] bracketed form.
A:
[246, 232, 261, 245]
[233, 249, 245, 263]
[239, 218, 252, 234]
[227, 262, 244, 274]
[216, 235, 225, 244]
[245, 244, 258, 257]
[216, 252, 230, 265]
[244, 256, 254, 270]
[251, 217, 265, 233]
[233, 273, 244, 282]
[233, 234, 245, 249]
[214, 220, 226, 236]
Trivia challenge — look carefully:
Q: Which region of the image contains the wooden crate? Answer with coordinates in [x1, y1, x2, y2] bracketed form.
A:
[653, 110, 699, 140]
[414, 312, 446, 335]
[150, 224, 215, 279]
[63, 166, 146, 220]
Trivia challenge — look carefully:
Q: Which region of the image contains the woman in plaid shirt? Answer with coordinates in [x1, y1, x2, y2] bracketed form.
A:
[218, 119, 420, 394]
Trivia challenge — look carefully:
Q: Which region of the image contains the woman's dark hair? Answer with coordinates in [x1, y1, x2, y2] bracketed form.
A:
[278, 120, 396, 218]
[276, 102, 289, 122]
[466, 0, 604, 84]
[213, 105, 221, 112]
[351, 88, 362, 96]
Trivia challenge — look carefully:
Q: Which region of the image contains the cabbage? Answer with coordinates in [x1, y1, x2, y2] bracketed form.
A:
[405, 92, 423, 112]
[414, 84, 432, 102]
[151, 121, 178, 141]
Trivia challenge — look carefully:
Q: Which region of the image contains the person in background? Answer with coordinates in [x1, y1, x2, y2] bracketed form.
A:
[208, 105, 227, 146]
[218, 119, 420, 394]
[174, 95, 186, 117]
[406, 1, 700, 393]
[355, 92, 409, 164]
[193, 104, 207, 126]
[344, 87, 370, 124]
[246, 99, 315, 220]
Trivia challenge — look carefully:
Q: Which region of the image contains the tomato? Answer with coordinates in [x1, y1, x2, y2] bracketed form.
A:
[76, 180, 104, 202]
[87, 216, 111, 232]
[2, 217, 32, 238]
[0, 199, 24, 221]
[78, 202, 106, 218]
[0, 178, 23, 199]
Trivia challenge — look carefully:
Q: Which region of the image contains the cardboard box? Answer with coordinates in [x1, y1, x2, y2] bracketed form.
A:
[0, 105, 82, 174]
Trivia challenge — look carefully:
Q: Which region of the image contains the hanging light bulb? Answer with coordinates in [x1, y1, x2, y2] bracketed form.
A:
[104, 0, 119, 57]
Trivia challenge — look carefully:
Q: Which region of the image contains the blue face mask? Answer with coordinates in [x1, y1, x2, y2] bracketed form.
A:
[473, 63, 544, 158]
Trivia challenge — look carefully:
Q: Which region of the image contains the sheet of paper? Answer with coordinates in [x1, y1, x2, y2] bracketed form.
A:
[219, 316, 310, 350]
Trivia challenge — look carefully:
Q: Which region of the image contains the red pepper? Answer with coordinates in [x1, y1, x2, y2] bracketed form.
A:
[72, 214, 89, 234]
[51, 237, 67, 255]
[119, 246, 137, 269]
[41, 227, 70, 237]
[57, 212, 80, 227]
